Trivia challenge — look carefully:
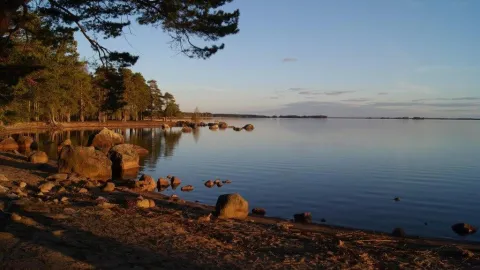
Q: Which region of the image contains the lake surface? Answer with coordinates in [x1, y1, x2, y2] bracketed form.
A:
[14, 119, 480, 241]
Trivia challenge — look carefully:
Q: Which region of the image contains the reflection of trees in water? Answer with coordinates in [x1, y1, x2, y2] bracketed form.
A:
[9, 128, 184, 165]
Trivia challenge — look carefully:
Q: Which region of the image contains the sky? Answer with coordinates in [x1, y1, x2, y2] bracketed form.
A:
[76, 0, 480, 117]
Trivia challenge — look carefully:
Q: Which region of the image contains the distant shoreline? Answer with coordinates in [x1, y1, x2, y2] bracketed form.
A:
[213, 114, 480, 120]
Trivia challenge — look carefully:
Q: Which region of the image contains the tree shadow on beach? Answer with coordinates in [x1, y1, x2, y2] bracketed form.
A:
[0, 194, 234, 270]
[0, 152, 57, 179]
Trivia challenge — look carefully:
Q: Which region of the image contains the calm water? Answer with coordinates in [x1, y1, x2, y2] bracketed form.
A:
[13, 119, 480, 241]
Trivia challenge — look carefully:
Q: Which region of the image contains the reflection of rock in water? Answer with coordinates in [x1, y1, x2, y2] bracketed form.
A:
[192, 129, 200, 143]
[171, 183, 181, 190]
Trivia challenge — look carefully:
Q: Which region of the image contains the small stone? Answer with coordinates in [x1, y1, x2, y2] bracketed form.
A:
[47, 173, 69, 181]
[214, 179, 221, 184]
[252, 208, 266, 216]
[181, 185, 194, 192]
[53, 199, 59, 204]
[99, 202, 116, 209]
[52, 230, 65, 237]
[57, 187, 67, 194]
[7, 193, 19, 199]
[37, 192, 44, 196]
[0, 174, 9, 182]
[39, 182, 55, 193]
[0, 185, 9, 193]
[19, 182, 27, 188]
[63, 208, 76, 214]
[392, 228, 406, 237]
[78, 188, 88, 194]
[338, 240, 345, 248]
[294, 212, 312, 223]
[102, 182, 115, 192]
[60, 197, 68, 203]
[166, 175, 172, 179]
[11, 213, 22, 221]
[157, 177, 169, 188]
[222, 180, 232, 184]
[198, 213, 212, 223]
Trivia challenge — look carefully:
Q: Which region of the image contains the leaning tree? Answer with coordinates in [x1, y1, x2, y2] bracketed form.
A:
[1, 0, 240, 66]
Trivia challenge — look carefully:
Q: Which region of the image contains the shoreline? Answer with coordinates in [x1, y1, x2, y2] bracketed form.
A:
[1, 152, 480, 268]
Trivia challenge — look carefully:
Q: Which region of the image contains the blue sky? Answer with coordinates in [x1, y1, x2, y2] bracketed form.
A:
[77, 0, 480, 117]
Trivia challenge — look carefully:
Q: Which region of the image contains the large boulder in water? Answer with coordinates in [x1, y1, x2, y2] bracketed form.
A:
[108, 144, 139, 178]
[215, 193, 249, 219]
[58, 145, 112, 180]
[17, 135, 34, 151]
[88, 128, 124, 153]
[0, 137, 18, 151]
[209, 125, 219, 130]
[28, 151, 49, 164]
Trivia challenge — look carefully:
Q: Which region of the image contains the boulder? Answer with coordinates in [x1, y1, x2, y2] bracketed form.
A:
[57, 139, 72, 154]
[452, 223, 477, 236]
[0, 137, 18, 151]
[243, 124, 254, 131]
[233, 127, 242, 132]
[132, 145, 149, 155]
[58, 146, 112, 180]
[157, 178, 169, 188]
[28, 151, 49, 164]
[214, 179, 221, 184]
[204, 180, 215, 188]
[171, 176, 181, 187]
[218, 122, 228, 129]
[137, 198, 155, 208]
[102, 182, 115, 192]
[134, 174, 156, 192]
[215, 193, 249, 219]
[108, 144, 140, 178]
[161, 124, 170, 130]
[209, 125, 219, 130]
[294, 212, 312, 223]
[207, 123, 216, 127]
[88, 128, 124, 153]
[216, 182, 223, 187]
[252, 208, 266, 216]
[181, 185, 194, 192]
[199, 122, 207, 127]
[17, 135, 34, 151]
[0, 174, 8, 182]
[182, 127, 193, 133]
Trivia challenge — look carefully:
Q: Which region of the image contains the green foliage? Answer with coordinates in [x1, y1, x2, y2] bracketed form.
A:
[2, 0, 240, 66]
[164, 101, 182, 119]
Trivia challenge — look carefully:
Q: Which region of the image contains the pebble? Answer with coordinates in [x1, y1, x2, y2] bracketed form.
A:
[61, 197, 68, 203]
[19, 182, 27, 188]
[53, 199, 59, 204]
[11, 213, 22, 221]
[78, 188, 88, 194]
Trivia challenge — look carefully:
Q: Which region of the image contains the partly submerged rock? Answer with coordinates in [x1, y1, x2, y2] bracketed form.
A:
[88, 128, 124, 153]
[218, 122, 228, 129]
[0, 137, 19, 151]
[132, 145, 149, 155]
[157, 177, 169, 189]
[243, 124, 254, 131]
[137, 198, 155, 208]
[215, 193, 249, 220]
[58, 146, 112, 180]
[209, 125, 219, 130]
[204, 180, 215, 188]
[133, 174, 156, 192]
[181, 185, 194, 192]
[452, 223, 477, 236]
[391, 228, 406, 237]
[252, 208, 266, 216]
[108, 144, 140, 178]
[171, 176, 181, 187]
[28, 151, 49, 164]
[294, 212, 312, 223]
